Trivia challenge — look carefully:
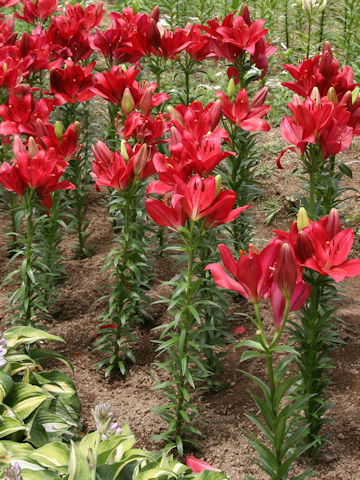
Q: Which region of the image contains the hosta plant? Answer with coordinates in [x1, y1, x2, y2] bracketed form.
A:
[0, 326, 81, 448]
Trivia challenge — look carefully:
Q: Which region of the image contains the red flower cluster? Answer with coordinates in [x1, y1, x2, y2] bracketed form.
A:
[279, 42, 360, 163]
[0, 136, 75, 209]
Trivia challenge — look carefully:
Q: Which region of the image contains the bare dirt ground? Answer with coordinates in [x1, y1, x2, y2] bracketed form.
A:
[0, 130, 359, 480]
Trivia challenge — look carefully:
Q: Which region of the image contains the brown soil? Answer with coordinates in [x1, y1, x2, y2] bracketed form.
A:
[0, 130, 359, 479]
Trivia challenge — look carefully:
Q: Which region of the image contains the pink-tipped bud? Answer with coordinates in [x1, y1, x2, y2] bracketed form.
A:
[92, 141, 112, 165]
[320, 42, 333, 79]
[28, 137, 39, 156]
[121, 88, 135, 115]
[169, 125, 182, 144]
[13, 135, 26, 156]
[54, 121, 63, 140]
[133, 144, 148, 175]
[310, 86, 321, 106]
[186, 456, 220, 474]
[73, 121, 81, 139]
[139, 87, 153, 116]
[240, 4, 251, 24]
[167, 106, 184, 128]
[210, 99, 222, 130]
[250, 87, 268, 109]
[149, 5, 160, 22]
[326, 208, 342, 239]
[274, 243, 297, 299]
[35, 118, 48, 138]
[294, 231, 313, 263]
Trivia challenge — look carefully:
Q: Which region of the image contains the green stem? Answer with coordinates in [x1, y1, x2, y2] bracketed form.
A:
[23, 190, 35, 326]
[308, 151, 316, 219]
[175, 220, 197, 440]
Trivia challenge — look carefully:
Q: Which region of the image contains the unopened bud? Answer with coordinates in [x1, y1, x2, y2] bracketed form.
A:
[310, 86, 321, 106]
[256, 330, 261, 336]
[297, 207, 310, 231]
[121, 88, 135, 115]
[302, 0, 312, 14]
[28, 137, 39, 156]
[319, 0, 327, 11]
[73, 121, 81, 139]
[149, 5, 160, 22]
[327, 86, 338, 105]
[214, 174, 222, 197]
[167, 105, 184, 127]
[120, 140, 129, 162]
[134, 144, 148, 175]
[31, 0, 36, 5]
[274, 243, 297, 299]
[250, 87, 268, 109]
[121, 64, 127, 72]
[132, 0, 138, 14]
[352, 87, 359, 105]
[54, 121, 63, 140]
[3, 62, 7, 72]
[210, 99, 222, 130]
[227, 78, 235, 100]
[139, 87, 153, 116]
[240, 4, 251, 24]
[3, 462, 22, 480]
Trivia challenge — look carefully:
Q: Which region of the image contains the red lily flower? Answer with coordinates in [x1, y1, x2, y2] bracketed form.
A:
[91, 141, 156, 191]
[0, 93, 53, 136]
[157, 28, 192, 59]
[145, 194, 187, 230]
[0, 0, 20, 6]
[0, 15, 17, 47]
[18, 30, 64, 74]
[217, 88, 271, 131]
[186, 456, 219, 474]
[50, 61, 95, 106]
[184, 24, 214, 62]
[303, 221, 360, 282]
[122, 111, 171, 146]
[32, 119, 81, 162]
[14, 0, 59, 24]
[205, 240, 281, 303]
[0, 144, 75, 209]
[63, 2, 105, 32]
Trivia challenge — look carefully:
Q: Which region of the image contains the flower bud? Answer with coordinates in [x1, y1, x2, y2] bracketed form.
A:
[352, 86, 359, 105]
[319, 0, 327, 11]
[121, 64, 127, 72]
[310, 86, 321, 106]
[294, 231, 313, 263]
[148, 18, 161, 49]
[320, 41, 333, 78]
[134, 144, 148, 175]
[227, 78, 235, 100]
[54, 121, 63, 140]
[297, 207, 310, 230]
[327, 86, 338, 105]
[326, 208, 342, 238]
[28, 137, 39, 157]
[121, 88, 135, 115]
[73, 121, 81, 139]
[31, 0, 36, 5]
[149, 5, 160, 22]
[302, 0, 312, 14]
[210, 99, 222, 130]
[215, 174, 222, 197]
[3, 462, 22, 480]
[13, 135, 26, 157]
[250, 87, 268, 109]
[120, 140, 129, 162]
[132, 0, 138, 14]
[139, 87, 153, 116]
[274, 243, 297, 299]
[167, 106, 184, 127]
[3, 62, 7, 72]
[240, 4, 251, 24]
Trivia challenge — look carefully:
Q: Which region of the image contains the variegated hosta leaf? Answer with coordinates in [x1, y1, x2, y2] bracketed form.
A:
[0, 370, 14, 402]
[6, 383, 52, 420]
[20, 469, 62, 480]
[29, 441, 70, 473]
[0, 416, 26, 438]
[4, 327, 65, 348]
[68, 440, 92, 480]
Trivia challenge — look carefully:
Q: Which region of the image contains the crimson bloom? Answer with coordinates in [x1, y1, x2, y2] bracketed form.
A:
[205, 241, 281, 303]
[0, 144, 75, 209]
[303, 220, 360, 282]
[217, 88, 270, 131]
[14, 0, 59, 24]
[50, 61, 95, 106]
